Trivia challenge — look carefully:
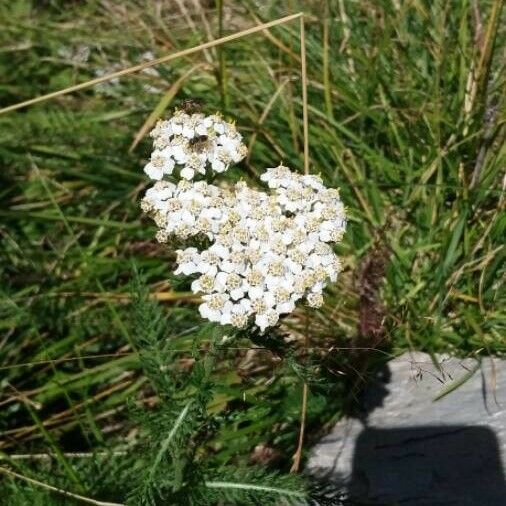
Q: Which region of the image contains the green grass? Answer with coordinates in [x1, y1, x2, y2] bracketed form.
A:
[0, 0, 505, 503]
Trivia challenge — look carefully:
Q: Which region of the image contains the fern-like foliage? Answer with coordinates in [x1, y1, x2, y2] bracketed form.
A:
[203, 467, 307, 506]
[0, 451, 140, 506]
[126, 270, 308, 505]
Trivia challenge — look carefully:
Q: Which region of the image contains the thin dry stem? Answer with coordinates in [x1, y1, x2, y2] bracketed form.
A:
[290, 381, 308, 473]
[6, 451, 127, 460]
[249, 10, 301, 62]
[322, 2, 333, 119]
[290, 310, 311, 474]
[300, 15, 310, 175]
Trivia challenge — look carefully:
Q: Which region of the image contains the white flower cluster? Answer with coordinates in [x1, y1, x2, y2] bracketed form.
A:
[141, 179, 235, 243]
[141, 111, 346, 332]
[143, 111, 247, 181]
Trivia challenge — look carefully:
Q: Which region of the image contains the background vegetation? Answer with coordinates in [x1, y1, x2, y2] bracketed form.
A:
[0, 0, 504, 504]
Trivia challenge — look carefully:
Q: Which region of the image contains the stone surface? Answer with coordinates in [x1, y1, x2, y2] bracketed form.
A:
[308, 352, 506, 505]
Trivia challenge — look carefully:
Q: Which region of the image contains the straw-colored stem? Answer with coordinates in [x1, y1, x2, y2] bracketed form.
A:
[6, 451, 127, 460]
[300, 15, 310, 175]
[248, 10, 301, 62]
[217, 0, 229, 109]
[0, 12, 303, 116]
[291, 308, 311, 474]
[290, 381, 308, 473]
[323, 2, 333, 119]
[0, 467, 125, 506]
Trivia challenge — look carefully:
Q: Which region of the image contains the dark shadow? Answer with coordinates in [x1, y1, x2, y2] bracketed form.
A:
[308, 362, 506, 505]
[349, 425, 505, 505]
[354, 363, 391, 425]
[345, 363, 506, 504]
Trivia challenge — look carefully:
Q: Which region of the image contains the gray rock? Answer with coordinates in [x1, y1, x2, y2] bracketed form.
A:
[308, 352, 506, 505]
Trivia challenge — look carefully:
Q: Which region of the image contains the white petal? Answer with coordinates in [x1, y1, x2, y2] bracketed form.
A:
[180, 166, 195, 180]
[255, 314, 269, 332]
[207, 265, 218, 277]
[144, 163, 163, 180]
[214, 122, 225, 134]
[199, 304, 210, 319]
[214, 272, 228, 291]
[182, 263, 197, 275]
[286, 260, 303, 275]
[195, 123, 207, 135]
[182, 124, 194, 139]
[163, 158, 175, 174]
[212, 244, 229, 258]
[263, 292, 276, 308]
[220, 312, 232, 325]
[282, 232, 293, 245]
[231, 149, 245, 163]
[265, 276, 281, 291]
[277, 301, 295, 314]
[212, 159, 226, 173]
[319, 230, 332, 242]
[312, 282, 324, 293]
[248, 286, 264, 299]
[230, 288, 245, 301]
[221, 261, 235, 273]
[239, 298, 252, 312]
[172, 145, 186, 163]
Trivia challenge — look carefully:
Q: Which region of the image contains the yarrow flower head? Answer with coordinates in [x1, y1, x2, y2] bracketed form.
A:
[141, 109, 347, 332]
[141, 179, 236, 242]
[143, 110, 247, 181]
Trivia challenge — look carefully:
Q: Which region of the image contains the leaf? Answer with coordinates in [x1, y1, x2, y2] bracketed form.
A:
[148, 400, 193, 480]
[442, 212, 467, 275]
[205, 480, 306, 499]
[433, 359, 481, 401]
